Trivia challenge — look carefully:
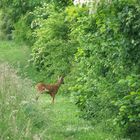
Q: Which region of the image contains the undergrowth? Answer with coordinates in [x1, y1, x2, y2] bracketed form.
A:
[0, 63, 49, 139]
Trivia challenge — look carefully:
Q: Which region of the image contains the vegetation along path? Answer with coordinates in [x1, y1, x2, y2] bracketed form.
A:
[0, 41, 115, 140]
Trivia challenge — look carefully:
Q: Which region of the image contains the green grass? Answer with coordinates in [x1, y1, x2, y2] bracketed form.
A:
[0, 40, 44, 82]
[0, 40, 127, 140]
[37, 95, 95, 140]
[36, 94, 121, 140]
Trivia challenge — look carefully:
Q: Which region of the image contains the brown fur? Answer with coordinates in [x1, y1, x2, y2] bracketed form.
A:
[35, 76, 64, 103]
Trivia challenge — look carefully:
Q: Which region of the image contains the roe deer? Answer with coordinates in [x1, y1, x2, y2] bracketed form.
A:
[35, 76, 64, 103]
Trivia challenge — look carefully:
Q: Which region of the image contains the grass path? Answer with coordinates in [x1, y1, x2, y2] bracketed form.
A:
[36, 95, 95, 140]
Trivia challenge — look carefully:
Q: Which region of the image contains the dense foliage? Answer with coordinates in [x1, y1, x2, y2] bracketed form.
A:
[1, 0, 140, 138]
[66, 1, 140, 136]
[0, 0, 42, 40]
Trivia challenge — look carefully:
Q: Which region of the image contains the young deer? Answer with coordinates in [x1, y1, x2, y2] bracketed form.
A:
[35, 76, 64, 103]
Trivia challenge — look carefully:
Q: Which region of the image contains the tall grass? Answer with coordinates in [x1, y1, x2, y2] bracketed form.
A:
[0, 63, 48, 140]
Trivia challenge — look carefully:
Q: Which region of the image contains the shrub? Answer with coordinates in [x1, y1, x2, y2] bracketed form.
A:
[116, 91, 140, 130]
[30, 10, 77, 81]
[114, 75, 140, 135]
[0, 0, 42, 40]
[13, 15, 33, 44]
[64, 0, 140, 136]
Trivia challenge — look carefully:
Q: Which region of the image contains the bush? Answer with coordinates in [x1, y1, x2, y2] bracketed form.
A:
[115, 91, 140, 133]
[30, 9, 77, 80]
[64, 0, 140, 136]
[0, 0, 73, 41]
[13, 14, 33, 44]
[0, 0, 42, 40]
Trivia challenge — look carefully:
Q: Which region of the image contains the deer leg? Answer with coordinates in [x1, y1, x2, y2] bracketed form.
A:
[36, 92, 43, 101]
[50, 93, 55, 104]
[52, 95, 55, 104]
[36, 94, 40, 101]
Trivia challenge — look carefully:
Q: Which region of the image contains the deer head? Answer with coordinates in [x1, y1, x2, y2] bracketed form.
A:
[57, 76, 64, 85]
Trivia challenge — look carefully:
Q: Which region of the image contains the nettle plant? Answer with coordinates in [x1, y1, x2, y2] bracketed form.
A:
[115, 91, 140, 133]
